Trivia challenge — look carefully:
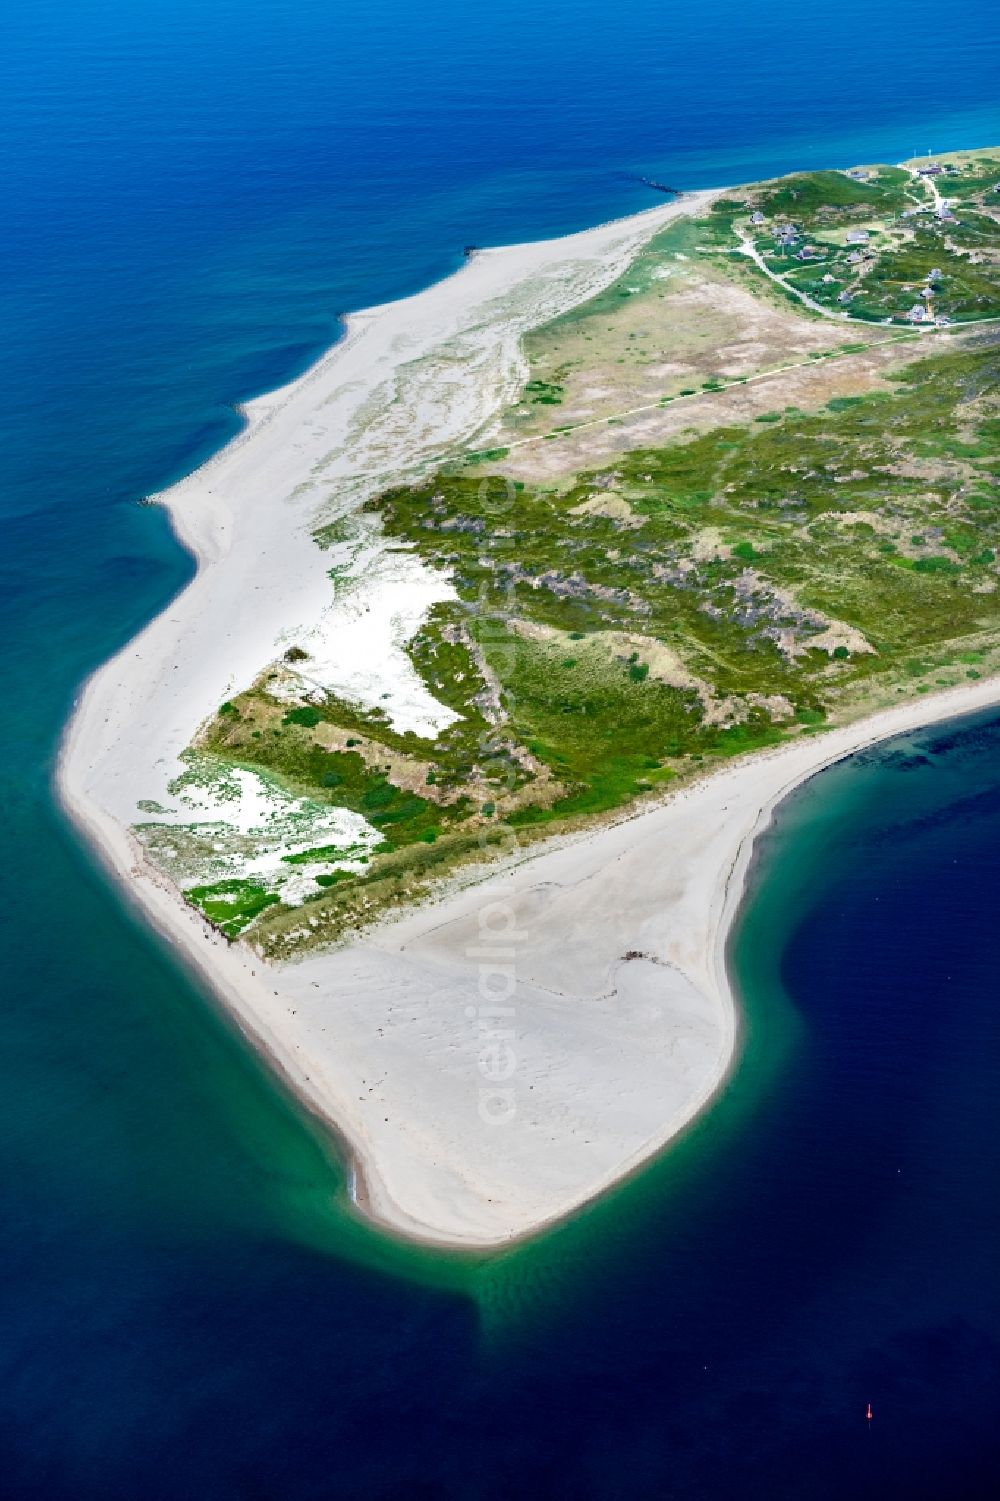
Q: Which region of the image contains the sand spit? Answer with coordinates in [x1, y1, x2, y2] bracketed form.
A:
[272, 676, 1000, 1245]
[58, 189, 1000, 1247]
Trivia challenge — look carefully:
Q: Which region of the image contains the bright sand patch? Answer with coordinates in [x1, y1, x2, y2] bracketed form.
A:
[57, 190, 1000, 1246]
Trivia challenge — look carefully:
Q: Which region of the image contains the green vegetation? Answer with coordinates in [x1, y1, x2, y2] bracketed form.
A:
[724, 158, 1000, 324]
[197, 334, 1000, 951]
[186, 880, 281, 939]
[759, 167, 912, 218]
[170, 157, 1000, 954]
[201, 708, 469, 852]
[524, 379, 565, 404]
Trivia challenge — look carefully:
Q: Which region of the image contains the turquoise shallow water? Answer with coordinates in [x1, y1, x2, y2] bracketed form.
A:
[3, 0, 1000, 1494]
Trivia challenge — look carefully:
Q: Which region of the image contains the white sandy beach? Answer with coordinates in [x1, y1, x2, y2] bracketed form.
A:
[57, 190, 1000, 1248]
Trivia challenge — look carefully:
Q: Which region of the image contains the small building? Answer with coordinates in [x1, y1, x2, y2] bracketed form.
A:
[920, 287, 935, 300]
[750, 211, 766, 225]
[907, 303, 929, 323]
[846, 251, 864, 265]
[935, 315, 952, 326]
[837, 291, 853, 303]
[846, 168, 873, 181]
[846, 229, 870, 244]
[822, 273, 837, 284]
[918, 163, 943, 176]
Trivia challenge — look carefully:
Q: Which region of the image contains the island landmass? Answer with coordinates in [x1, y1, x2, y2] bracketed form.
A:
[60, 150, 1000, 1245]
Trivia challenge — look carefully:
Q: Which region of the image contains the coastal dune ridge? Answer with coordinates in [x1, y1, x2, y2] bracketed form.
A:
[57, 186, 1000, 1247]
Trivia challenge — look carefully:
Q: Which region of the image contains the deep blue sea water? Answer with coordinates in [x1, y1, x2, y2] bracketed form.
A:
[2, 1, 1000, 1495]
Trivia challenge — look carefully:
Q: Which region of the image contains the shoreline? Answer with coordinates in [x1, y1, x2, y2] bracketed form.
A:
[55, 184, 1000, 1250]
[61, 661, 1000, 1252]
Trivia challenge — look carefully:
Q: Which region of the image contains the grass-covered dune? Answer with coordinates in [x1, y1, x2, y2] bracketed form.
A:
[140, 153, 1000, 953]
